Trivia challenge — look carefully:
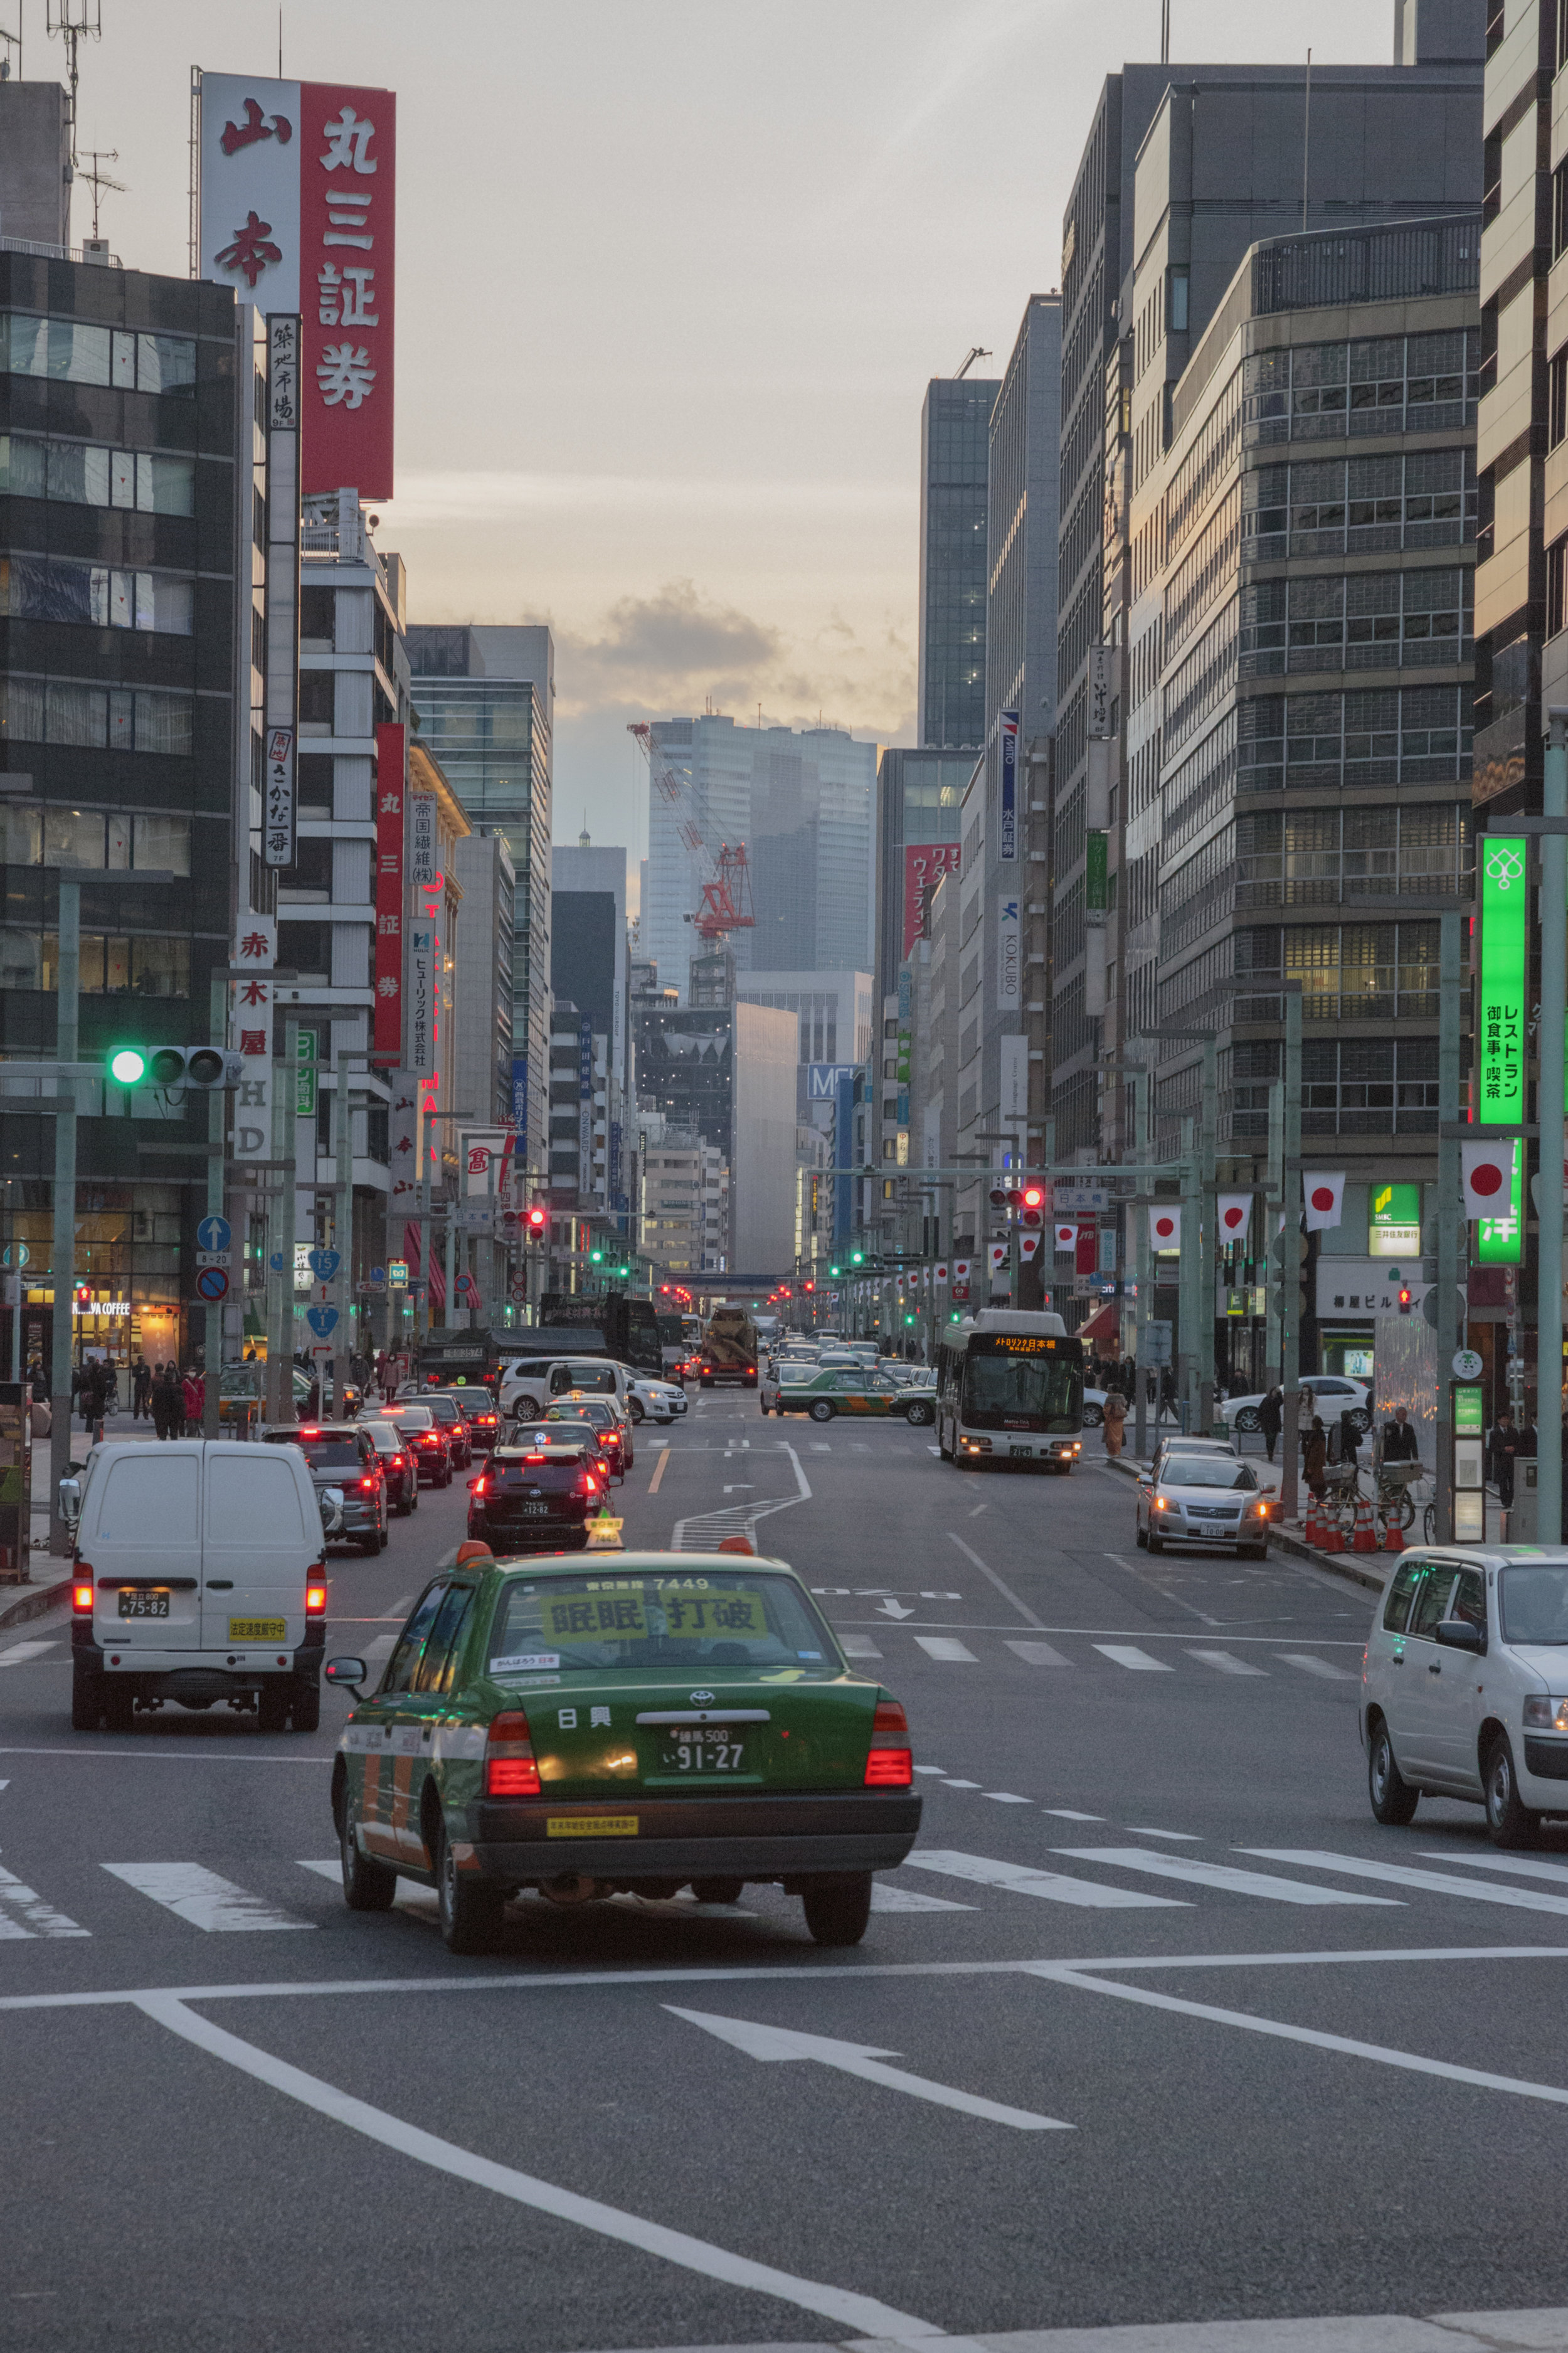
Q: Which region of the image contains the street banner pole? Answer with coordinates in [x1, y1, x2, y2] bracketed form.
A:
[1134, 1066, 1151, 1461]
[334, 1051, 355, 1416]
[203, 973, 226, 1439]
[1538, 714, 1568, 1543]
[277, 1017, 299, 1425]
[1435, 912, 1463, 1543]
[1266, 1078, 1284, 1389]
[1280, 984, 1303, 1524]
[48, 878, 80, 1555]
[1180, 1115, 1198, 1433]
[1199, 1038, 1217, 1431]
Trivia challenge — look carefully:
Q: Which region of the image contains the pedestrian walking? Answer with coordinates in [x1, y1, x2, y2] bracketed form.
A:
[1158, 1367, 1177, 1425]
[78, 1358, 104, 1433]
[1101, 1387, 1127, 1459]
[181, 1368, 201, 1437]
[152, 1362, 180, 1439]
[1382, 1406, 1419, 1463]
[132, 1356, 151, 1420]
[1258, 1384, 1284, 1464]
[1486, 1405, 1522, 1513]
[1302, 1415, 1328, 1500]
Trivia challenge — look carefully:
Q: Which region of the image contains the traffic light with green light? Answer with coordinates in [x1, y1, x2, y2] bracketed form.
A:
[106, 1044, 244, 1089]
[589, 1246, 603, 1264]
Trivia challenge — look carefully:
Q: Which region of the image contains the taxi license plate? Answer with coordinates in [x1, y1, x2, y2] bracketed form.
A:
[517, 1502, 551, 1517]
[660, 1728, 744, 1771]
[547, 1815, 638, 1838]
[229, 1617, 287, 1642]
[117, 1590, 169, 1618]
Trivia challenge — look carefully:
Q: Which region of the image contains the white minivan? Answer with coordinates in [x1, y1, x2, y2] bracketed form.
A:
[1363, 1546, 1568, 1844]
[64, 1440, 334, 1735]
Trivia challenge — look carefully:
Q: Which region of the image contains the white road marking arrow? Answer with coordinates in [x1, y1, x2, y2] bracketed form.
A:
[664, 2005, 1070, 2130]
[874, 1598, 916, 1619]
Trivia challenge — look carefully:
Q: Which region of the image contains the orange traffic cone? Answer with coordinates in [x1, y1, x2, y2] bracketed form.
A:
[1303, 1493, 1320, 1545]
[1318, 1494, 1343, 1553]
[1380, 1512, 1404, 1554]
[1352, 1495, 1377, 1553]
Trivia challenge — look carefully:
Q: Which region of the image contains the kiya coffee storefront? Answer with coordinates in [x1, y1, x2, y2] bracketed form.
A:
[4, 1187, 187, 1382]
[1313, 1181, 1432, 1379]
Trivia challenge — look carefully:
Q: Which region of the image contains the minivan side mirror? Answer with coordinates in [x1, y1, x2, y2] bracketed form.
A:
[1434, 1617, 1485, 1654]
[319, 1485, 346, 1533]
[324, 1657, 366, 1689]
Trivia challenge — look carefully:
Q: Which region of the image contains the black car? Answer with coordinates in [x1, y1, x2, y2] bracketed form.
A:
[391, 1409, 453, 1487]
[264, 1424, 387, 1554]
[421, 1392, 472, 1469]
[357, 1418, 420, 1516]
[467, 1441, 605, 1552]
[443, 1390, 501, 1451]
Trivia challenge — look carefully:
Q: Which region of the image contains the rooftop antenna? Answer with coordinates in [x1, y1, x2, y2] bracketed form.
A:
[1301, 48, 1312, 234]
[1160, 0, 1169, 65]
[954, 346, 992, 378]
[0, 3, 23, 82]
[78, 146, 123, 240]
[46, 0, 100, 166]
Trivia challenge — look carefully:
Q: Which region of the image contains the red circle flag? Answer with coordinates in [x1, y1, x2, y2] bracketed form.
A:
[1222, 1206, 1244, 1229]
[1153, 1215, 1175, 1239]
[1310, 1186, 1335, 1212]
[1469, 1161, 1504, 1198]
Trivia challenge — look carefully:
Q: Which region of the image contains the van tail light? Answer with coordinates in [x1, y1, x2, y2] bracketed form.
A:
[73, 1569, 95, 1615]
[359, 1477, 376, 1492]
[305, 1566, 328, 1615]
[864, 1696, 913, 1787]
[486, 1707, 541, 1797]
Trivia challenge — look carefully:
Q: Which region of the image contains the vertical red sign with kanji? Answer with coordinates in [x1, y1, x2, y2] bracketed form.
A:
[374, 723, 405, 1062]
[903, 842, 961, 957]
[300, 82, 395, 499]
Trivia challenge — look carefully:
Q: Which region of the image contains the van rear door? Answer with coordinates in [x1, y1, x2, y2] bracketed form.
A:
[201, 1445, 315, 1650]
[90, 1447, 202, 1650]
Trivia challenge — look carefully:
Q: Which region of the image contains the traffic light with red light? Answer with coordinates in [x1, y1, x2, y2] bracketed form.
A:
[524, 1204, 548, 1241]
[1397, 1285, 1413, 1315]
[1020, 1183, 1045, 1229]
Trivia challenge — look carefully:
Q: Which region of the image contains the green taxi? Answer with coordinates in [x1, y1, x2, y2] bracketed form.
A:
[760, 1366, 903, 1421]
[326, 1549, 919, 1954]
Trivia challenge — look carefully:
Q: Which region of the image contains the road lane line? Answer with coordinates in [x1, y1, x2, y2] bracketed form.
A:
[1052, 1848, 1403, 1907]
[1124, 1828, 1203, 1842]
[839, 1636, 883, 1659]
[984, 1793, 1033, 1805]
[648, 1450, 670, 1494]
[913, 1637, 978, 1663]
[1186, 1649, 1267, 1676]
[666, 2005, 1071, 2131]
[1005, 1639, 1070, 1667]
[103, 1863, 315, 1932]
[871, 1883, 975, 1913]
[0, 1858, 89, 1936]
[906, 1849, 1187, 1910]
[1093, 1645, 1172, 1672]
[1042, 1809, 1103, 1820]
[945, 1535, 1046, 1630]
[0, 1640, 56, 1667]
[911, 1765, 947, 1775]
[0, 1747, 332, 1765]
[1275, 1654, 1359, 1681]
[940, 1778, 982, 1788]
[1028, 1962, 1568, 2110]
[1419, 1852, 1568, 1886]
[134, 1995, 950, 2342]
[1241, 1850, 1568, 1916]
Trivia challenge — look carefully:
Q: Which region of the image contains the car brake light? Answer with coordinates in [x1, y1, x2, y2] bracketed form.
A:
[305, 1565, 327, 1615]
[486, 1707, 541, 1797]
[864, 1696, 912, 1787]
[581, 1473, 598, 1495]
[300, 1426, 320, 1437]
[472, 1475, 487, 1497]
[524, 1452, 546, 1463]
[73, 1570, 95, 1614]
[359, 1476, 376, 1491]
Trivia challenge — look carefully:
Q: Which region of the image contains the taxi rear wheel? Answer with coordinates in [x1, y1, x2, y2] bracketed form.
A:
[809, 1400, 835, 1422]
[802, 1874, 872, 1947]
[340, 1803, 397, 1911]
[436, 1817, 504, 1953]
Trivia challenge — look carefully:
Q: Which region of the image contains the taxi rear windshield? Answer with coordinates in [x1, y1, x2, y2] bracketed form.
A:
[487, 1571, 836, 1672]
[514, 1424, 596, 1449]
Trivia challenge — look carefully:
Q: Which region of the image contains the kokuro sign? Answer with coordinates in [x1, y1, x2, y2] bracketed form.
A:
[198, 72, 396, 497]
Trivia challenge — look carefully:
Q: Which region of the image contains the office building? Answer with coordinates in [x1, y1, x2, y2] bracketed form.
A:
[872, 747, 971, 1004]
[450, 829, 515, 1130]
[918, 373, 998, 750]
[634, 997, 797, 1274]
[642, 714, 875, 1000]
[406, 623, 553, 1178]
[1053, 23, 1485, 1157]
[733, 968, 874, 1097]
[639, 1126, 728, 1277]
[551, 841, 631, 1227]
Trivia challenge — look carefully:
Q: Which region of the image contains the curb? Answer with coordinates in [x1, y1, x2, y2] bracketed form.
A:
[1098, 1446, 1387, 1596]
[0, 1572, 72, 1633]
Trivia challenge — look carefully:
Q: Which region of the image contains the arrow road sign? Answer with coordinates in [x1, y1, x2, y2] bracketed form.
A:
[307, 1248, 341, 1285]
[196, 1214, 231, 1255]
[1, 1244, 29, 1268]
[306, 1305, 339, 1338]
[665, 2008, 1069, 2131]
[194, 1265, 229, 1303]
[875, 1598, 916, 1620]
[268, 1250, 289, 1274]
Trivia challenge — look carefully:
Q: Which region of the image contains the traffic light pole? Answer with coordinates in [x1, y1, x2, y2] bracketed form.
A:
[48, 878, 80, 1557]
[1537, 718, 1568, 1544]
[203, 972, 225, 1440]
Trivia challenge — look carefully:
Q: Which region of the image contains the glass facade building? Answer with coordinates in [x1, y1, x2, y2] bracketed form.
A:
[918, 377, 997, 750]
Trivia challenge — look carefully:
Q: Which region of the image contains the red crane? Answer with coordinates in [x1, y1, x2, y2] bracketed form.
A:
[627, 722, 756, 943]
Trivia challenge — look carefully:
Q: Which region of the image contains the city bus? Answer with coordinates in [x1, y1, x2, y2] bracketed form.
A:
[935, 1309, 1084, 1472]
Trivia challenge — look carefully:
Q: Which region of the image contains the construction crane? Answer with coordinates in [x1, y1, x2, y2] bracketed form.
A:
[628, 721, 756, 943]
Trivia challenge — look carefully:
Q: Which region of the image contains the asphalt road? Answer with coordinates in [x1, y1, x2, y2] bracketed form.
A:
[5, 1394, 1568, 2353]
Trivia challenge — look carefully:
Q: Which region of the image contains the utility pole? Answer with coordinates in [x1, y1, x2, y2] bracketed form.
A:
[1279, 984, 1303, 1523]
[1537, 716, 1568, 1544]
[1434, 912, 1463, 1544]
[332, 1049, 356, 1415]
[270, 1016, 299, 1427]
[48, 878, 80, 1556]
[202, 972, 225, 1439]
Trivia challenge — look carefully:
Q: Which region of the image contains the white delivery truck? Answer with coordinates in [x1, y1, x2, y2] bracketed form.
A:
[62, 1440, 339, 1734]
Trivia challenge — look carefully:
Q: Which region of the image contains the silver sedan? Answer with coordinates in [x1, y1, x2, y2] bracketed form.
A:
[1136, 1455, 1274, 1558]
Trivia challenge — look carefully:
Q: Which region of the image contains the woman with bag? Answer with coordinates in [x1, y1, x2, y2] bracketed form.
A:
[1101, 1388, 1127, 1459]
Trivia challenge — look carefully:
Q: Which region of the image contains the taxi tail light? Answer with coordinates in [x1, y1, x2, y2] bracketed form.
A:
[578, 1472, 598, 1496]
[73, 1568, 95, 1614]
[864, 1696, 913, 1787]
[486, 1707, 542, 1797]
[305, 1564, 328, 1615]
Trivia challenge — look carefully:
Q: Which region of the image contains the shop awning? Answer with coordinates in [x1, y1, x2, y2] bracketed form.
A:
[1076, 1302, 1120, 1346]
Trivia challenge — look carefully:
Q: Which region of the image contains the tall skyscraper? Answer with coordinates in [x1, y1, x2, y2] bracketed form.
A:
[406, 624, 553, 1175]
[918, 374, 998, 749]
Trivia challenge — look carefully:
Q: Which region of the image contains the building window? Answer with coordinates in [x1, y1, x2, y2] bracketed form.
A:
[0, 316, 196, 395]
[1168, 269, 1189, 333]
[0, 433, 195, 516]
[1553, 351, 1568, 450]
[1549, 536, 1568, 640]
[0, 555, 192, 635]
[1555, 156, 1568, 259]
[0, 675, 194, 757]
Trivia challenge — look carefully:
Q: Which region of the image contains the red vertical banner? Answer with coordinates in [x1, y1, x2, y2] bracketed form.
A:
[903, 842, 961, 957]
[374, 723, 405, 1061]
[300, 81, 395, 498]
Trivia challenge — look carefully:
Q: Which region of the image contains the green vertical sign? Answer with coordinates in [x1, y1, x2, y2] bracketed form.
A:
[1453, 1384, 1484, 1435]
[1477, 836, 1527, 1124]
[296, 1027, 318, 1118]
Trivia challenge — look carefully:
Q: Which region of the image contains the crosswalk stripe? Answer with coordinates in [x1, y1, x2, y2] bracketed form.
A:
[102, 1862, 315, 1932]
[1005, 1639, 1070, 1667]
[1419, 1852, 1568, 1888]
[1275, 1654, 1359, 1681]
[0, 1640, 56, 1668]
[0, 1860, 88, 1938]
[1242, 1849, 1568, 1916]
[914, 1636, 978, 1663]
[1186, 1649, 1266, 1676]
[906, 1847, 1188, 1910]
[808, 1443, 832, 1452]
[1054, 1846, 1404, 1907]
[839, 1636, 883, 1659]
[1093, 1644, 1171, 1672]
[983, 1792, 1032, 1805]
[871, 1882, 976, 1913]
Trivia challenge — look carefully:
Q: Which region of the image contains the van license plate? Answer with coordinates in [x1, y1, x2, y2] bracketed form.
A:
[117, 1590, 169, 1618]
[229, 1617, 287, 1642]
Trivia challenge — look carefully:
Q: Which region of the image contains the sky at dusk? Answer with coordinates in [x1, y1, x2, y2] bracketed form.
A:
[66, 0, 1399, 883]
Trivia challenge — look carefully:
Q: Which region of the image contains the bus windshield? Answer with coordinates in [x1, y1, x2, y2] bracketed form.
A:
[961, 1347, 1081, 1431]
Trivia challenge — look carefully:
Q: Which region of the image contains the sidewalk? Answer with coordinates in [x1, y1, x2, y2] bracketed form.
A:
[0, 1403, 164, 1632]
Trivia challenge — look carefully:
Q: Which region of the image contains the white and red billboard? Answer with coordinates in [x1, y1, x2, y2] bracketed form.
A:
[374, 723, 405, 1064]
[199, 72, 396, 499]
[903, 843, 961, 957]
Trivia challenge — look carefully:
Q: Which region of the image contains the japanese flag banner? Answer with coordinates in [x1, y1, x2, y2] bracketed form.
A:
[1217, 1192, 1253, 1243]
[934, 1262, 949, 1285]
[1301, 1172, 1345, 1233]
[1019, 1231, 1042, 1262]
[1054, 1222, 1078, 1253]
[988, 1242, 1010, 1275]
[1462, 1139, 1513, 1219]
[1148, 1205, 1182, 1253]
[951, 1258, 971, 1283]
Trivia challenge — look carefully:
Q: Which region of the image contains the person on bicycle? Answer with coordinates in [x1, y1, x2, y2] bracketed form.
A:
[1382, 1407, 1419, 1463]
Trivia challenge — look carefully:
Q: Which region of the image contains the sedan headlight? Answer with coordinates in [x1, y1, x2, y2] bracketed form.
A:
[1152, 1496, 1168, 1512]
[1523, 1696, 1568, 1731]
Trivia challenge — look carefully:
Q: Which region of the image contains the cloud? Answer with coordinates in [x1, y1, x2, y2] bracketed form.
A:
[576, 580, 780, 677]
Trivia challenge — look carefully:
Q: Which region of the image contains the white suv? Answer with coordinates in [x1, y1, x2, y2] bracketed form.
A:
[1363, 1547, 1568, 1845]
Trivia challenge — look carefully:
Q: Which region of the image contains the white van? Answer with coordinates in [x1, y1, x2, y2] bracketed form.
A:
[65, 1440, 332, 1735]
[499, 1356, 682, 1425]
